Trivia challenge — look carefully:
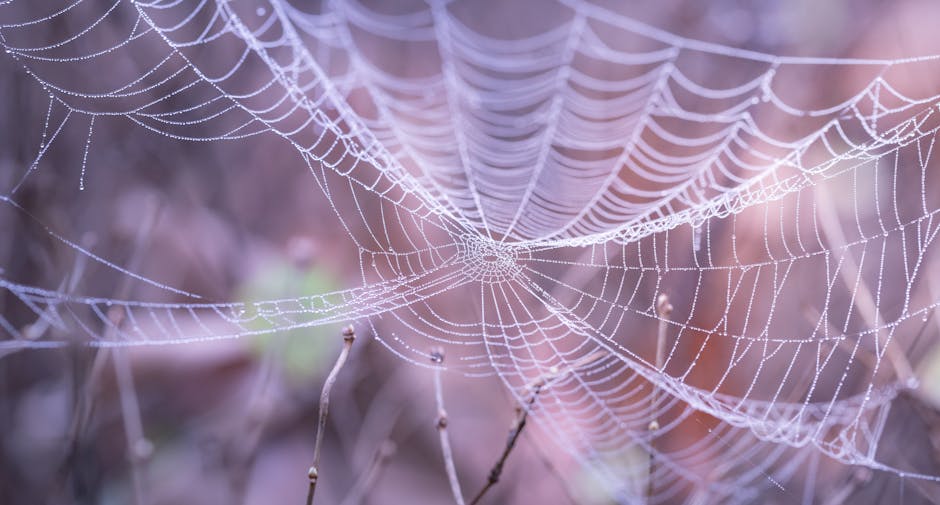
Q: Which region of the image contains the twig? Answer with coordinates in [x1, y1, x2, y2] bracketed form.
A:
[53, 235, 100, 497]
[307, 324, 356, 505]
[463, 350, 606, 505]
[465, 350, 605, 505]
[431, 348, 465, 505]
[468, 384, 542, 505]
[21, 234, 92, 343]
[648, 293, 672, 502]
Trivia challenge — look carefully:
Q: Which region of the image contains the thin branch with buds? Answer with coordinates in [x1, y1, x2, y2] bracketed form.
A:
[431, 348, 466, 505]
[306, 325, 356, 505]
[467, 349, 606, 505]
[468, 383, 541, 505]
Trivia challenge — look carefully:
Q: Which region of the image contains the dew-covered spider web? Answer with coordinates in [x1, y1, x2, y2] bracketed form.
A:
[3, 0, 940, 503]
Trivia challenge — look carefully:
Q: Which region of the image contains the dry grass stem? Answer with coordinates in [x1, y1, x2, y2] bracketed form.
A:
[112, 346, 150, 505]
[815, 184, 914, 383]
[648, 293, 672, 501]
[106, 204, 160, 505]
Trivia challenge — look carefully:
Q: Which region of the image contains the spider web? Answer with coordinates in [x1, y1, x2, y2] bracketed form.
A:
[3, 0, 940, 502]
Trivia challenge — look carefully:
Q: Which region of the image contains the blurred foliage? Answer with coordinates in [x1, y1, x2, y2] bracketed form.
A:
[572, 446, 649, 505]
[237, 256, 342, 382]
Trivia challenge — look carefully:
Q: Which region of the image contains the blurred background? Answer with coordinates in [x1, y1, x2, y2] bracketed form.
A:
[3, 1, 940, 504]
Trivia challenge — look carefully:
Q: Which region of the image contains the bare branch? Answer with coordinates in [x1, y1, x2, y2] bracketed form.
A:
[307, 325, 356, 505]
[432, 348, 466, 505]
[467, 350, 605, 505]
[20, 233, 92, 343]
[468, 384, 542, 505]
